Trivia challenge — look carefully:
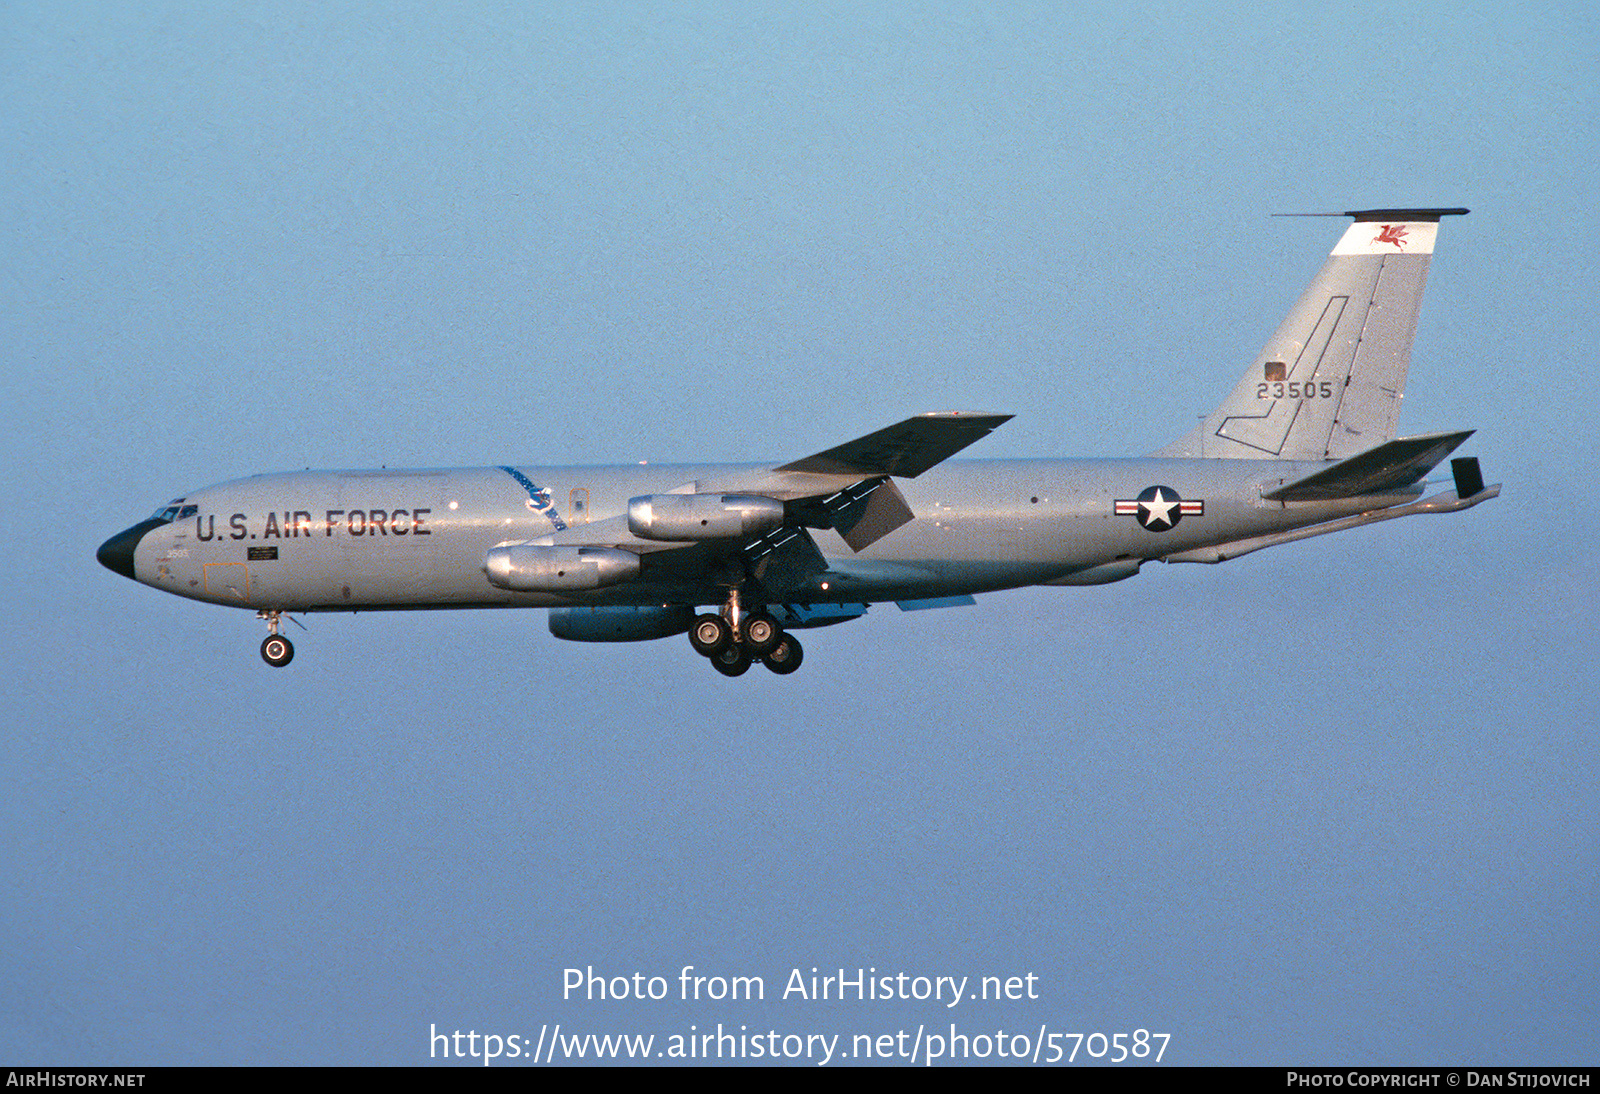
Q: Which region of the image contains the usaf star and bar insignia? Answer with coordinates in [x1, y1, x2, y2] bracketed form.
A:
[1114, 485, 1204, 531]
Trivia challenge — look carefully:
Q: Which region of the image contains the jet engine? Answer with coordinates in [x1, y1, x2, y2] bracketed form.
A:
[483, 544, 640, 591]
[548, 605, 695, 642]
[627, 493, 785, 541]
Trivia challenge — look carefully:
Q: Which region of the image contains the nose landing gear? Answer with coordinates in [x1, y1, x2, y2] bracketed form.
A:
[257, 610, 294, 667]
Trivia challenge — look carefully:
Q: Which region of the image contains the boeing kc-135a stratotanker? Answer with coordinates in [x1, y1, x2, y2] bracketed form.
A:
[98, 208, 1498, 677]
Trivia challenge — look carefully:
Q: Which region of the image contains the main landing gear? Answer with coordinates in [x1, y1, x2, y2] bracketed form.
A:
[258, 610, 293, 667]
[688, 593, 803, 677]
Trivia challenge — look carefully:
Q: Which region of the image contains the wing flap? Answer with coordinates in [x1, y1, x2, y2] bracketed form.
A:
[835, 478, 915, 551]
[780, 476, 916, 552]
[744, 525, 829, 595]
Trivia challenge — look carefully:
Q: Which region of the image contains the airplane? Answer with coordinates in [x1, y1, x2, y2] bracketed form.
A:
[98, 207, 1498, 677]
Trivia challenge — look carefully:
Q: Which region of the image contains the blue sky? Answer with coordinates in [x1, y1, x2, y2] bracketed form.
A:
[4, 0, 1596, 1065]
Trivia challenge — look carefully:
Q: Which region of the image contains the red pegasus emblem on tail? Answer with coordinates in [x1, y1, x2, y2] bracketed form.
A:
[1373, 224, 1409, 249]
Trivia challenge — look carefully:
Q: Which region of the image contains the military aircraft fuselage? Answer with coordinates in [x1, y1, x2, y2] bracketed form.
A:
[108, 457, 1418, 614]
[96, 208, 1498, 675]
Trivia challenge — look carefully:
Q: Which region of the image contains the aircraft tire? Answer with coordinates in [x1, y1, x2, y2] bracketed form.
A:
[762, 634, 803, 675]
[711, 645, 751, 677]
[742, 613, 781, 656]
[688, 614, 732, 657]
[260, 634, 294, 667]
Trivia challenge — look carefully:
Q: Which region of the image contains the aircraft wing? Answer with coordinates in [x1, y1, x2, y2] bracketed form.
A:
[1261, 430, 1474, 501]
[755, 411, 1013, 549]
[776, 411, 1013, 478]
[513, 412, 1012, 598]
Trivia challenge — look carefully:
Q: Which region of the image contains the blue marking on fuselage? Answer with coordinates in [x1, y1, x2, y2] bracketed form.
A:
[498, 466, 568, 531]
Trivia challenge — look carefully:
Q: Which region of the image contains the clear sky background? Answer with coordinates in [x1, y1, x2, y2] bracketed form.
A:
[4, 0, 1595, 1066]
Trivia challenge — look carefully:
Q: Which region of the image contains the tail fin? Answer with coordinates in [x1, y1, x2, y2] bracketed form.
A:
[1155, 207, 1468, 460]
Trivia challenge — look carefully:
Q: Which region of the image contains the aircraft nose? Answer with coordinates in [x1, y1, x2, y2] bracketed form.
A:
[97, 519, 164, 581]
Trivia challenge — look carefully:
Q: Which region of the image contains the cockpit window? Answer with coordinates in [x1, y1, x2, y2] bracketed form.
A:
[150, 498, 188, 523]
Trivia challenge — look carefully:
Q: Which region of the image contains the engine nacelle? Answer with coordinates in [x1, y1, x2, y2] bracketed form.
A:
[483, 544, 640, 592]
[548, 605, 695, 642]
[627, 493, 785, 541]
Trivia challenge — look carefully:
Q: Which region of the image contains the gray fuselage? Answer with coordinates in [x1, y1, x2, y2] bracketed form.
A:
[115, 457, 1412, 613]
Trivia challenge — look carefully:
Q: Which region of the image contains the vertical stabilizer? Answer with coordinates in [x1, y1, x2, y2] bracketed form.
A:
[1156, 208, 1467, 460]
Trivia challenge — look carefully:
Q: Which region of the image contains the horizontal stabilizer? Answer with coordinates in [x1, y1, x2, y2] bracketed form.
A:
[1262, 430, 1474, 501]
[1164, 480, 1499, 565]
[779, 411, 1011, 478]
